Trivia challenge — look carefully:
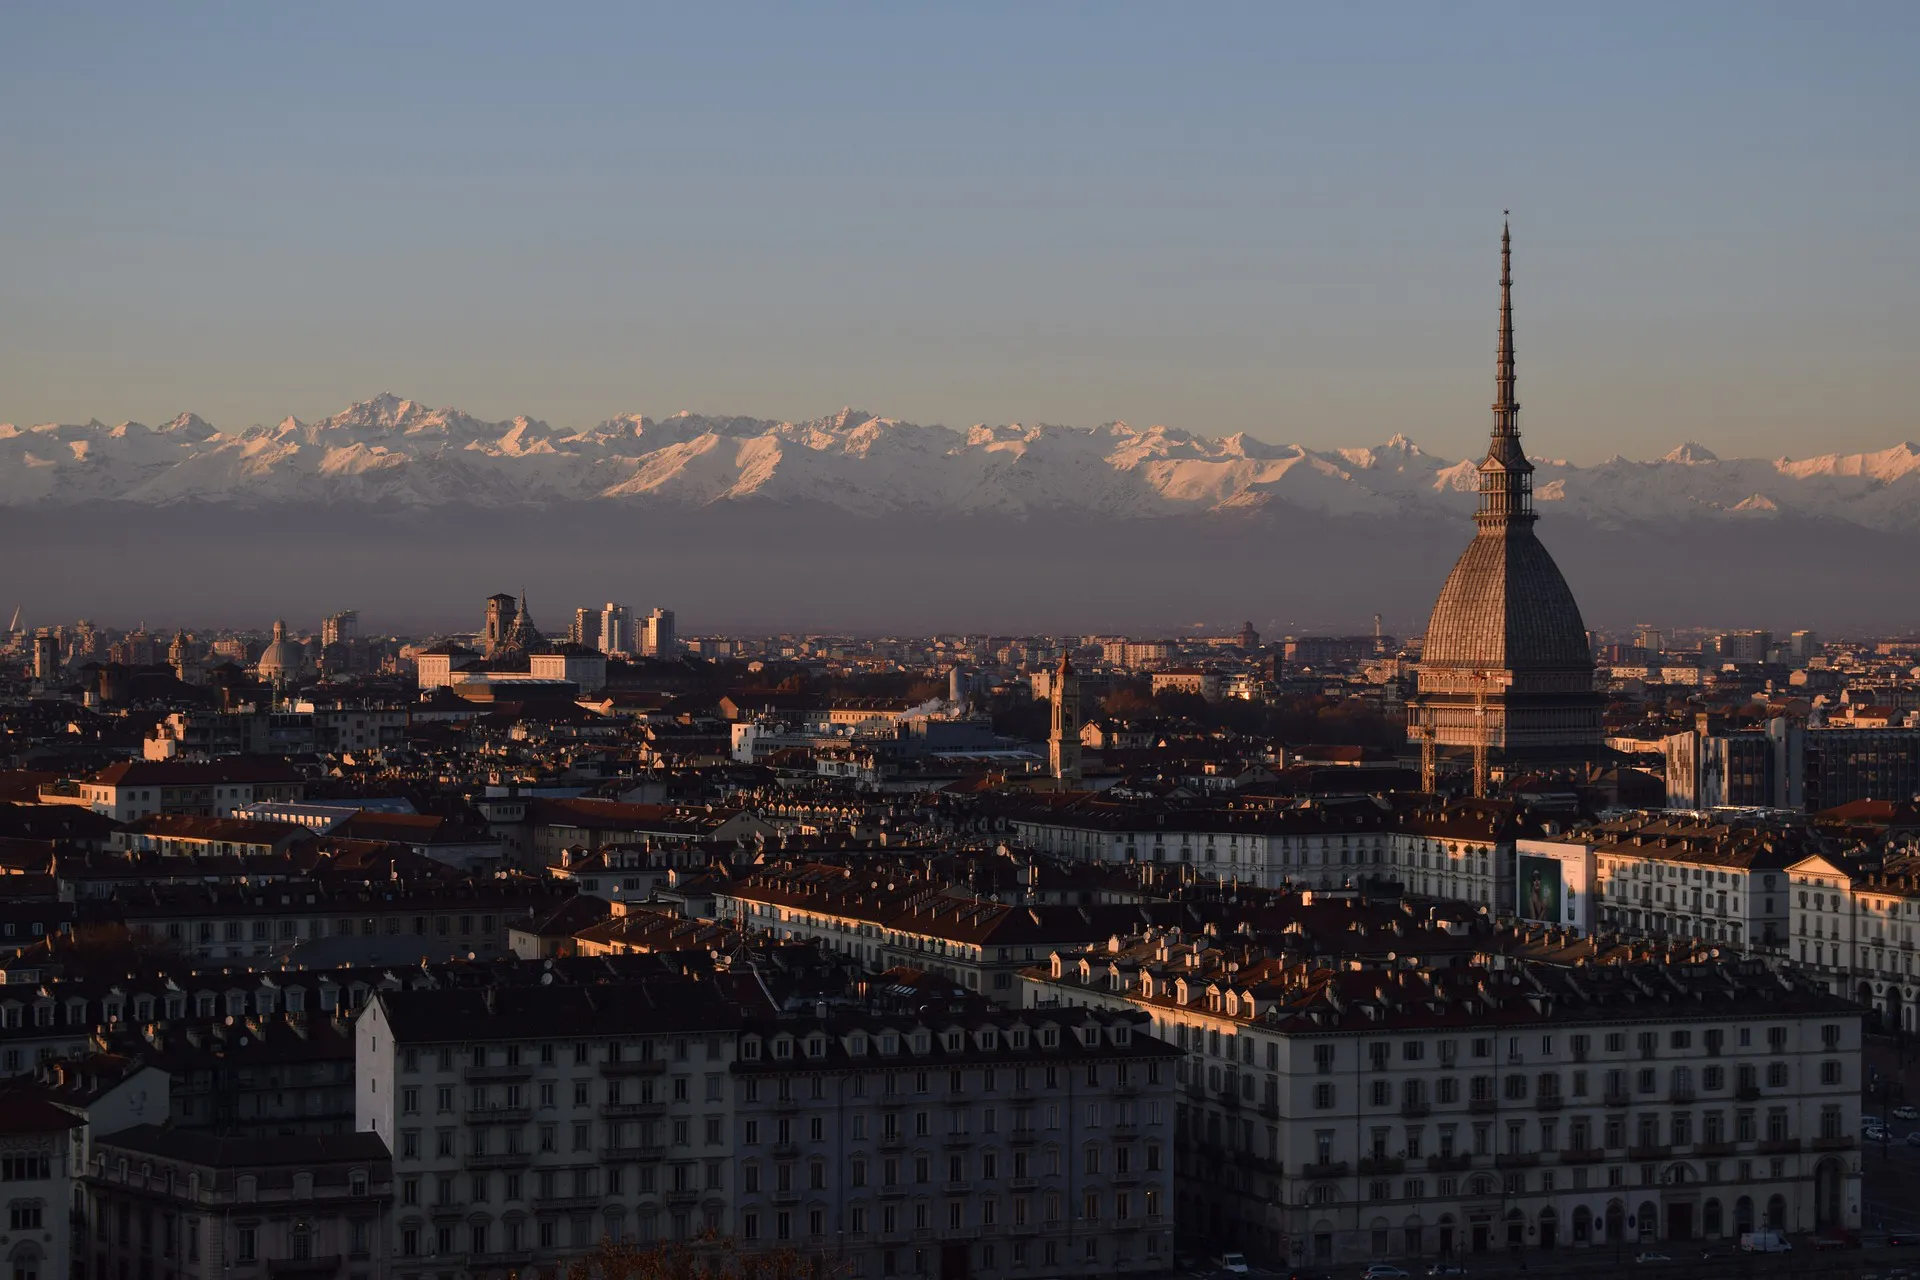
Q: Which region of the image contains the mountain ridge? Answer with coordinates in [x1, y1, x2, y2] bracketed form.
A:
[6, 394, 1920, 530]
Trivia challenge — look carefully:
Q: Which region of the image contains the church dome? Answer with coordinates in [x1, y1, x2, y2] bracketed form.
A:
[257, 620, 304, 684]
[1421, 526, 1591, 671]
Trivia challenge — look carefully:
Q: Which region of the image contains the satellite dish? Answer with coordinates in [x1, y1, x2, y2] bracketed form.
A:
[541, 974, 553, 985]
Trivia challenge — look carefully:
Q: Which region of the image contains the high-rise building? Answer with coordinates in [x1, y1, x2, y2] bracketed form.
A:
[1789, 629, 1820, 665]
[642, 607, 676, 658]
[570, 606, 602, 650]
[599, 602, 632, 656]
[1408, 221, 1601, 776]
[1635, 627, 1665, 654]
[321, 610, 359, 647]
[1705, 630, 1773, 666]
[32, 633, 60, 680]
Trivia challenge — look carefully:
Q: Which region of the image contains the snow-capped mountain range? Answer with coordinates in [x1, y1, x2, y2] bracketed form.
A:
[6, 393, 1920, 529]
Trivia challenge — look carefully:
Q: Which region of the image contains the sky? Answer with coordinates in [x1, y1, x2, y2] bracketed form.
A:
[3, 2, 1917, 465]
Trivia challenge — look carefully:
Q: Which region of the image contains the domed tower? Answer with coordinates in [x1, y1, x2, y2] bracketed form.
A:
[256, 619, 304, 690]
[1408, 220, 1600, 789]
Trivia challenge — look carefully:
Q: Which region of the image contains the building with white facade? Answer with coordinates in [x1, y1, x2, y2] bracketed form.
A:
[1787, 851, 1920, 1033]
[1023, 934, 1861, 1270]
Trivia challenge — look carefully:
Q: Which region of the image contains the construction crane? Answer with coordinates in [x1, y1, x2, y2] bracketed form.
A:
[5, 606, 18, 636]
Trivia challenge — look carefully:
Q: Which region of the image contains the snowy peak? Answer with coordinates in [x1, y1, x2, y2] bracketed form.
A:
[2, 394, 1919, 530]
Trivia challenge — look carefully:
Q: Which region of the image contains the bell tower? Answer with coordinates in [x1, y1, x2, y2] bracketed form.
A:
[1048, 654, 1082, 783]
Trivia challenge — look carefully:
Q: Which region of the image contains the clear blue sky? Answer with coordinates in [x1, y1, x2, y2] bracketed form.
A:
[3, 2, 1915, 462]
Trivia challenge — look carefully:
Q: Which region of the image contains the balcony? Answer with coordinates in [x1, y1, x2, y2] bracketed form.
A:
[1811, 1136, 1855, 1151]
[1112, 1122, 1139, 1140]
[268, 1258, 342, 1278]
[600, 1059, 667, 1077]
[1603, 1090, 1632, 1108]
[1557, 1148, 1604, 1165]
[1695, 1141, 1735, 1157]
[1757, 1138, 1801, 1155]
[1008, 1177, 1038, 1192]
[464, 1064, 532, 1083]
[1357, 1157, 1403, 1176]
[1426, 1154, 1472, 1172]
[466, 1252, 534, 1270]
[772, 1191, 802, 1205]
[1114, 1082, 1140, 1097]
[877, 1186, 907, 1200]
[666, 1189, 701, 1206]
[466, 1107, 531, 1125]
[942, 1134, 972, 1149]
[1533, 1095, 1565, 1112]
[1111, 1170, 1141, 1185]
[878, 1134, 906, 1150]
[1258, 1102, 1281, 1121]
[1467, 1098, 1498, 1114]
[604, 1144, 665, 1162]
[533, 1194, 600, 1211]
[1494, 1153, 1539, 1169]
[1400, 1101, 1432, 1119]
[944, 1180, 973, 1194]
[1627, 1144, 1672, 1161]
[468, 1151, 532, 1170]
[771, 1142, 800, 1159]
[1736, 1084, 1762, 1101]
[1217, 1089, 1242, 1110]
[1008, 1130, 1037, 1147]
[1669, 1087, 1697, 1104]
[1300, 1161, 1348, 1179]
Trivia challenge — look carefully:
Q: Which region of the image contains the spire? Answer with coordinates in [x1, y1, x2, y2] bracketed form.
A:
[1476, 212, 1535, 528]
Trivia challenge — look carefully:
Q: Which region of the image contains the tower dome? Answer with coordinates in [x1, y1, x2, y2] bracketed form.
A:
[257, 619, 304, 686]
[1408, 220, 1600, 777]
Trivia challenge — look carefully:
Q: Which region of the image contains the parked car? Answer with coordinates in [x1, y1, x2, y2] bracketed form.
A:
[1887, 1232, 1920, 1247]
[1908, 1131, 1920, 1148]
[1634, 1253, 1672, 1264]
[1816, 1229, 1860, 1250]
[1740, 1230, 1793, 1253]
[1426, 1265, 1468, 1277]
[1216, 1255, 1250, 1274]
[1892, 1105, 1918, 1120]
[1361, 1267, 1410, 1280]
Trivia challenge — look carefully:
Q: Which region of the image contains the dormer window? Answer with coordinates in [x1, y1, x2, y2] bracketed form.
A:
[911, 1032, 930, 1054]
[1008, 1028, 1028, 1050]
[848, 1035, 868, 1057]
[742, 1039, 762, 1061]
[881, 1033, 900, 1056]
[979, 1030, 998, 1051]
[1113, 1026, 1131, 1046]
[806, 1037, 827, 1059]
[773, 1038, 793, 1060]
[1040, 1027, 1059, 1050]
[943, 1031, 964, 1052]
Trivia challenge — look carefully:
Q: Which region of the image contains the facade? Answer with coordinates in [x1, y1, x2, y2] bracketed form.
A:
[731, 1008, 1176, 1280]
[74, 759, 307, 822]
[1788, 852, 1919, 1033]
[1525, 815, 1797, 953]
[1010, 798, 1530, 908]
[0, 1095, 86, 1280]
[600, 603, 633, 657]
[85, 1128, 392, 1280]
[1024, 945, 1861, 1269]
[354, 978, 750, 1274]
[1407, 223, 1601, 771]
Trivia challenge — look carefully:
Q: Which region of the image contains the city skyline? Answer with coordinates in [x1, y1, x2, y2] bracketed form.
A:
[5, 4, 1918, 463]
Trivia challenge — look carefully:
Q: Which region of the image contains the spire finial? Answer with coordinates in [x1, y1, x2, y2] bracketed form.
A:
[1476, 215, 1534, 528]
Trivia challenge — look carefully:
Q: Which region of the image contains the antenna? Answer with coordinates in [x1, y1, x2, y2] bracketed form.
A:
[1472, 671, 1490, 800]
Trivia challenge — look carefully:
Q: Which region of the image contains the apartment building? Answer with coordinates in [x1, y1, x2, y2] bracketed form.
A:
[1788, 851, 1919, 1033]
[84, 1129, 392, 1280]
[1023, 937, 1860, 1270]
[731, 1008, 1177, 1280]
[355, 972, 758, 1277]
[1010, 798, 1534, 909]
[65, 759, 308, 822]
[716, 864, 1185, 1000]
[116, 877, 570, 962]
[1525, 814, 1798, 952]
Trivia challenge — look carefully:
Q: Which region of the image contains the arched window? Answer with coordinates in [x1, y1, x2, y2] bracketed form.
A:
[290, 1222, 312, 1261]
[1703, 1199, 1723, 1238]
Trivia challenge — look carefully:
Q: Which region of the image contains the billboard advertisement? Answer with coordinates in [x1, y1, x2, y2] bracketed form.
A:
[1514, 840, 1593, 933]
[1518, 854, 1565, 924]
